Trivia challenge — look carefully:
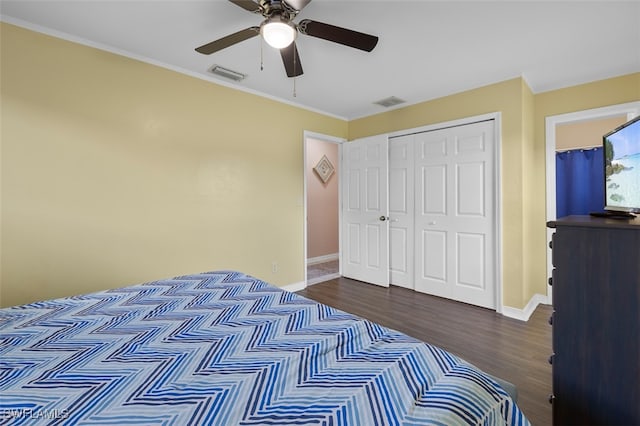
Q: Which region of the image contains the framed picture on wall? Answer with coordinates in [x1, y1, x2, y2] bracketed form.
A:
[313, 155, 335, 183]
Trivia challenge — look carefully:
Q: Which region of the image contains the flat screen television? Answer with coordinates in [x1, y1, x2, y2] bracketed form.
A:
[602, 115, 640, 216]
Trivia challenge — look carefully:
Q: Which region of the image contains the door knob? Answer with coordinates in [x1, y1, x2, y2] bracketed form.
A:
[379, 216, 389, 221]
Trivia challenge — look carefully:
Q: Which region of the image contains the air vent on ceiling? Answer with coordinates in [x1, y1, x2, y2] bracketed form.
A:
[373, 96, 406, 108]
[208, 65, 246, 82]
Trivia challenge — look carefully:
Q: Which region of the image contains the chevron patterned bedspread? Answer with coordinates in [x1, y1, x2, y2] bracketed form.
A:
[0, 271, 530, 425]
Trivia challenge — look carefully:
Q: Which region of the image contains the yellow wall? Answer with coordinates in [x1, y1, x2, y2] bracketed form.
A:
[349, 78, 531, 308]
[349, 73, 640, 309]
[531, 72, 640, 303]
[2, 22, 638, 311]
[526, 74, 638, 309]
[521, 79, 540, 307]
[0, 23, 347, 307]
[535, 73, 640, 119]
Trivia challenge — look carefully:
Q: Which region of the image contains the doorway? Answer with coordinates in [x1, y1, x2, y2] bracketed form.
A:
[304, 132, 344, 285]
[544, 101, 640, 303]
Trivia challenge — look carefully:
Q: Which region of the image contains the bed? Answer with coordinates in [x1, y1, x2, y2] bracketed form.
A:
[0, 270, 530, 425]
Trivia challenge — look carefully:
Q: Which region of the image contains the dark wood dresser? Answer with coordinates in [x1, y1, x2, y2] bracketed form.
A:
[547, 215, 640, 425]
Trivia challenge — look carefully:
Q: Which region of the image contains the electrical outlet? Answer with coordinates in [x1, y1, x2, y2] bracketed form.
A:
[271, 262, 278, 273]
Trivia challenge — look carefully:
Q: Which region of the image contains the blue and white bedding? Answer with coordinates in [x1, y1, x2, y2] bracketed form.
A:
[0, 271, 530, 425]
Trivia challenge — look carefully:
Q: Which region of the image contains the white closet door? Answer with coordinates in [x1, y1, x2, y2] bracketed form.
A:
[389, 135, 414, 288]
[341, 135, 389, 287]
[414, 120, 496, 309]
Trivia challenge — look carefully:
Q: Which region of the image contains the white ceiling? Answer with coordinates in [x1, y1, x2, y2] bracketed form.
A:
[1, 0, 639, 120]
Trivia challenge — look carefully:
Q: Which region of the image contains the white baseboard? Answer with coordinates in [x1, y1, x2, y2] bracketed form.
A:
[280, 281, 306, 293]
[285, 281, 548, 320]
[307, 253, 339, 265]
[502, 293, 550, 321]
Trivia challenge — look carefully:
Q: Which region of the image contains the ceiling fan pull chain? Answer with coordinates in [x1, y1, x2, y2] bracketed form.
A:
[292, 48, 297, 97]
[260, 38, 264, 71]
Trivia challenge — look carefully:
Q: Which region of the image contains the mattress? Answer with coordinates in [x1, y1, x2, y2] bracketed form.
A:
[0, 271, 530, 425]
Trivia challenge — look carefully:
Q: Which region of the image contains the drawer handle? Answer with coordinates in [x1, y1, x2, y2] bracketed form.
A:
[548, 277, 553, 286]
[548, 315, 553, 326]
[548, 394, 555, 404]
[548, 354, 554, 365]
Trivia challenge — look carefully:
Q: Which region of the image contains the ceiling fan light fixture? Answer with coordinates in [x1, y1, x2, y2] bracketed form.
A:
[261, 16, 296, 49]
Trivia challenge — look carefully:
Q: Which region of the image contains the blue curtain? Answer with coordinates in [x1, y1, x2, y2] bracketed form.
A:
[556, 148, 604, 217]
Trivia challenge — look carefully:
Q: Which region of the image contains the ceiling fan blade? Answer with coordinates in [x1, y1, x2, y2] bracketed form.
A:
[195, 27, 260, 55]
[228, 0, 262, 13]
[298, 19, 378, 52]
[282, 0, 312, 12]
[280, 42, 303, 77]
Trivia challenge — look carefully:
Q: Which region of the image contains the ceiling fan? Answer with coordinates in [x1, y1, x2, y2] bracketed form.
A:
[195, 0, 379, 78]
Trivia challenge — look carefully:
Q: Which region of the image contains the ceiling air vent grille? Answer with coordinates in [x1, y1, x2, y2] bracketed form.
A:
[373, 96, 406, 108]
[208, 65, 246, 82]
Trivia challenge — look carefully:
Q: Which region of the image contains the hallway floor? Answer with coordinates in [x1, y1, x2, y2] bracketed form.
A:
[306, 260, 339, 285]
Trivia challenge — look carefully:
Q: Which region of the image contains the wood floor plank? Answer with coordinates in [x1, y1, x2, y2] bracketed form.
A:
[297, 277, 553, 426]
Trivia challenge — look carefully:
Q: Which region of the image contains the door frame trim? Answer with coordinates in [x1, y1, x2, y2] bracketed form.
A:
[388, 112, 503, 313]
[544, 101, 640, 304]
[303, 131, 346, 288]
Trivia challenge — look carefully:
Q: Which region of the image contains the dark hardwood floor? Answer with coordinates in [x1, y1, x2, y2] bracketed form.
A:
[297, 277, 553, 426]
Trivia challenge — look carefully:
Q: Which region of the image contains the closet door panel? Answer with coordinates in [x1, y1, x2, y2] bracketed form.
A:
[413, 120, 496, 309]
[389, 135, 414, 288]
